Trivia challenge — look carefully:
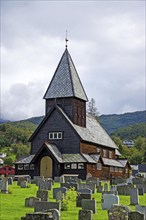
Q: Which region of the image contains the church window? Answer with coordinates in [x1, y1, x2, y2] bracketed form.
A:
[18, 164, 23, 170]
[71, 163, 77, 169]
[97, 162, 102, 170]
[103, 149, 107, 157]
[78, 163, 84, 169]
[109, 151, 112, 158]
[24, 164, 29, 170]
[110, 166, 114, 172]
[49, 132, 62, 140]
[115, 167, 118, 172]
[64, 163, 70, 169]
[30, 164, 34, 170]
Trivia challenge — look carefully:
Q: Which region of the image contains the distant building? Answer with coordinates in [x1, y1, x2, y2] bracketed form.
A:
[0, 165, 15, 177]
[0, 153, 7, 158]
[15, 45, 131, 180]
[123, 140, 134, 147]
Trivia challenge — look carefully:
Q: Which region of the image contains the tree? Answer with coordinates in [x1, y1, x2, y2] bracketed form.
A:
[87, 98, 99, 120]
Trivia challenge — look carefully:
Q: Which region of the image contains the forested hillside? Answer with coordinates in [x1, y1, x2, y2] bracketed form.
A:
[99, 110, 146, 134]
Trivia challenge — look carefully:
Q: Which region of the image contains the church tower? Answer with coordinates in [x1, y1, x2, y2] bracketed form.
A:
[43, 48, 88, 127]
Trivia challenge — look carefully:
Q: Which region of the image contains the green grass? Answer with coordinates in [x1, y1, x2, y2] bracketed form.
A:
[0, 182, 146, 220]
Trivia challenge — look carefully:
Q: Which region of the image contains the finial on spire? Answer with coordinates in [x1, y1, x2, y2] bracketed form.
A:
[65, 30, 68, 48]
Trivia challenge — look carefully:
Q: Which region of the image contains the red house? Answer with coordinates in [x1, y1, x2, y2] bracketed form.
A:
[0, 165, 15, 177]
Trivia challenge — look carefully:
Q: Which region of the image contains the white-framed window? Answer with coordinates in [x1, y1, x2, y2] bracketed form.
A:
[71, 163, 77, 169]
[97, 162, 102, 170]
[125, 168, 128, 174]
[119, 168, 123, 173]
[18, 164, 23, 170]
[49, 132, 62, 140]
[109, 151, 113, 159]
[78, 163, 84, 169]
[64, 163, 70, 169]
[30, 164, 34, 170]
[115, 167, 118, 172]
[96, 147, 100, 153]
[110, 166, 114, 172]
[103, 149, 107, 157]
[24, 164, 29, 170]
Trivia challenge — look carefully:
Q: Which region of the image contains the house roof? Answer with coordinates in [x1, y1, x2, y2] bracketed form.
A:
[102, 158, 123, 167]
[115, 149, 121, 156]
[45, 142, 62, 163]
[15, 155, 35, 164]
[43, 48, 88, 101]
[117, 159, 129, 167]
[62, 154, 87, 163]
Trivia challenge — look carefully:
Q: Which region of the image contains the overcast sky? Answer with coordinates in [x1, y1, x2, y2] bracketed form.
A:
[1, 0, 145, 121]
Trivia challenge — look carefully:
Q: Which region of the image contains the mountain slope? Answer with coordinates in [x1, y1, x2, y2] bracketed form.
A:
[99, 110, 146, 134]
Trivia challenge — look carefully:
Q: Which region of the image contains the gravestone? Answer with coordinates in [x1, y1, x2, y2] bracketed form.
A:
[21, 212, 54, 220]
[130, 188, 139, 205]
[76, 193, 92, 207]
[79, 183, 96, 193]
[56, 191, 63, 202]
[20, 180, 28, 188]
[34, 201, 61, 212]
[86, 173, 92, 180]
[110, 185, 117, 192]
[128, 211, 144, 220]
[104, 182, 108, 191]
[1, 178, 8, 193]
[54, 177, 60, 182]
[8, 177, 13, 185]
[108, 204, 131, 220]
[25, 197, 41, 207]
[60, 182, 79, 190]
[78, 210, 93, 220]
[117, 183, 134, 195]
[136, 205, 146, 220]
[18, 177, 28, 186]
[0, 179, 3, 190]
[97, 185, 103, 193]
[81, 199, 97, 213]
[53, 187, 67, 199]
[138, 187, 144, 195]
[36, 190, 49, 201]
[39, 180, 52, 191]
[101, 194, 119, 210]
[77, 188, 92, 194]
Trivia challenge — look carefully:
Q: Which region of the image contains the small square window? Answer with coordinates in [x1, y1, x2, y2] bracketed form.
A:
[78, 163, 84, 169]
[71, 163, 77, 169]
[30, 164, 34, 170]
[18, 164, 23, 170]
[64, 163, 70, 169]
[97, 162, 102, 170]
[24, 164, 29, 170]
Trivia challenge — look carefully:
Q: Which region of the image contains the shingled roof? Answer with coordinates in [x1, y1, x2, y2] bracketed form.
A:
[43, 48, 88, 101]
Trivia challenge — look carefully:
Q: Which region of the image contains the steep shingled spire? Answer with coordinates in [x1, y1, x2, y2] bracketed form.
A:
[43, 49, 88, 101]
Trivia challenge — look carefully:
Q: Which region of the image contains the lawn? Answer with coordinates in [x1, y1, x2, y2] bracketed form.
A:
[0, 181, 146, 220]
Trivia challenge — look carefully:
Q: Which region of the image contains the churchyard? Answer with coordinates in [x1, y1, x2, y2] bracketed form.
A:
[0, 176, 146, 220]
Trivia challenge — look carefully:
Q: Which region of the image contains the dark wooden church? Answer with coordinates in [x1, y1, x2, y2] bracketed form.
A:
[15, 46, 131, 180]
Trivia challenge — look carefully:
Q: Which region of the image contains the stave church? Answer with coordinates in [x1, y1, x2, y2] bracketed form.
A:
[15, 42, 131, 180]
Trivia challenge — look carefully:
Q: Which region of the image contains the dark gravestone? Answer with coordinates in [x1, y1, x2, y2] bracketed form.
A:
[76, 193, 91, 207]
[78, 210, 93, 220]
[128, 211, 144, 220]
[36, 190, 49, 201]
[108, 204, 131, 220]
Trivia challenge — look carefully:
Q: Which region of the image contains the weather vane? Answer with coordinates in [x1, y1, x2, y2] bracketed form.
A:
[65, 30, 68, 48]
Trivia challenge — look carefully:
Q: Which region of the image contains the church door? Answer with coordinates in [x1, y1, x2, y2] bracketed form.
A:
[40, 156, 52, 177]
